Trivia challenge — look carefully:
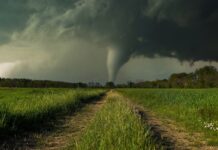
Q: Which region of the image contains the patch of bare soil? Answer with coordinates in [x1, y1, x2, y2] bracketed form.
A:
[0, 95, 107, 150]
[39, 99, 106, 150]
[132, 103, 218, 150]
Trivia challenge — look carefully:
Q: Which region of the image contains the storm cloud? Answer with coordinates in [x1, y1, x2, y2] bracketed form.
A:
[1, 0, 218, 82]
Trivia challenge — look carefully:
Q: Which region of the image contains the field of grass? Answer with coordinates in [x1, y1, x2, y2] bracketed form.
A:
[71, 93, 158, 150]
[118, 89, 218, 145]
[2, 88, 217, 149]
[0, 88, 105, 133]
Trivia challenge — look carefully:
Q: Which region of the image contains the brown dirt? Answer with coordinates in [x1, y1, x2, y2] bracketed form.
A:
[0, 95, 107, 150]
[130, 99, 218, 150]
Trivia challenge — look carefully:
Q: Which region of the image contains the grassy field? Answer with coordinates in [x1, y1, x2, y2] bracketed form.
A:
[0, 88, 105, 133]
[71, 92, 158, 150]
[1, 88, 217, 149]
[118, 89, 218, 146]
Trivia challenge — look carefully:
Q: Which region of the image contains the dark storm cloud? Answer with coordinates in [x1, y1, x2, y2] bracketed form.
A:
[54, 0, 218, 81]
[82, 0, 218, 61]
[140, 0, 218, 61]
[1, 0, 218, 82]
[0, 0, 34, 44]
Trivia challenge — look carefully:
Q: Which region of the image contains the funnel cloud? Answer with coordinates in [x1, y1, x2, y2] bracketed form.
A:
[0, 0, 218, 82]
[107, 47, 131, 82]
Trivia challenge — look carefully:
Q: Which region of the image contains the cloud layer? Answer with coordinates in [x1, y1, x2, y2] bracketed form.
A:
[0, 0, 218, 82]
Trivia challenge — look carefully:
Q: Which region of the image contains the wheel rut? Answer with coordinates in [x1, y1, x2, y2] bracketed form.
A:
[38, 98, 106, 150]
[124, 95, 218, 150]
[0, 95, 107, 150]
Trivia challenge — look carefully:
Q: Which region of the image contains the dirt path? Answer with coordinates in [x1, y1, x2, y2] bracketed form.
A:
[38, 98, 106, 150]
[133, 104, 200, 150]
[2, 91, 217, 150]
[112, 91, 218, 150]
[1, 95, 107, 150]
[131, 100, 218, 150]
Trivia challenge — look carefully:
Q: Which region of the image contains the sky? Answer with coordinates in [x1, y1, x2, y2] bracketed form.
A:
[0, 0, 218, 83]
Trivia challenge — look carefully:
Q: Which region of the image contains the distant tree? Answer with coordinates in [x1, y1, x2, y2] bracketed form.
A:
[155, 79, 169, 88]
[127, 82, 135, 88]
[169, 73, 190, 88]
[194, 66, 218, 88]
[195, 66, 217, 76]
[0, 78, 89, 88]
[105, 82, 115, 88]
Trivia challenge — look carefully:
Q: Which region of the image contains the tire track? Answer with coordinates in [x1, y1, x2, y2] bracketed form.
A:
[1, 94, 107, 150]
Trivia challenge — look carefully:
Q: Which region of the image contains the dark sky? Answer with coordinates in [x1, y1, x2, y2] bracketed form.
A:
[0, 0, 218, 83]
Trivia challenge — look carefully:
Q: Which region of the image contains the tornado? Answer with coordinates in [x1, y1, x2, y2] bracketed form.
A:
[107, 47, 130, 82]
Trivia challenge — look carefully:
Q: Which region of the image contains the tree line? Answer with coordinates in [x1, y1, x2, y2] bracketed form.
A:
[116, 66, 218, 88]
[0, 78, 88, 88]
[1, 66, 217, 88]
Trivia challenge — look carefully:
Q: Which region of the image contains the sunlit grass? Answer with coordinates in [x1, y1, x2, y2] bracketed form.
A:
[0, 88, 105, 132]
[71, 93, 157, 150]
[118, 89, 218, 145]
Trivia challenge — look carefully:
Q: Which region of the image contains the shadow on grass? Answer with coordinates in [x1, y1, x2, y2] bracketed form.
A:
[0, 93, 106, 150]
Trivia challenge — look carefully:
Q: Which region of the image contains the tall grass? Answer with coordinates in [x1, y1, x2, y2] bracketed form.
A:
[0, 88, 105, 133]
[71, 93, 157, 150]
[118, 89, 218, 145]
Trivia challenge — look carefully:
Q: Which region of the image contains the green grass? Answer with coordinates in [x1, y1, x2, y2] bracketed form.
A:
[118, 88, 218, 146]
[0, 88, 105, 133]
[71, 93, 157, 150]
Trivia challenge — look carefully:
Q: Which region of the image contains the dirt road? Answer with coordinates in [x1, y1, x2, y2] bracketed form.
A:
[2, 91, 217, 150]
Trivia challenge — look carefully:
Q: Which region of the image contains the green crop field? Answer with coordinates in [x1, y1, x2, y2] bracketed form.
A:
[118, 89, 218, 146]
[0, 88, 105, 133]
